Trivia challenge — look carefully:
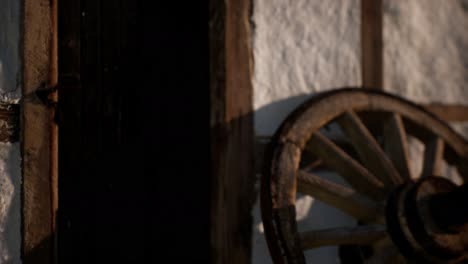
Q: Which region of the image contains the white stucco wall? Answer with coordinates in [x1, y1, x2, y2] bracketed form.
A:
[253, 0, 362, 137]
[383, 0, 468, 105]
[383, 0, 468, 138]
[252, 1, 361, 263]
[252, 1, 468, 263]
[0, 0, 22, 263]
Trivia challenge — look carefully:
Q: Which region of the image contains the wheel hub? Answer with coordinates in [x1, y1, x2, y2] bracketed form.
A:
[386, 177, 468, 263]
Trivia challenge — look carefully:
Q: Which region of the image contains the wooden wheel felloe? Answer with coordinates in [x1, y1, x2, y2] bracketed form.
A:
[260, 88, 468, 263]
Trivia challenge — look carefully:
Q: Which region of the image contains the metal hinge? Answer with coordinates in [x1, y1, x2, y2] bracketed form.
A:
[36, 83, 58, 107]
[35, 82, 60, 124]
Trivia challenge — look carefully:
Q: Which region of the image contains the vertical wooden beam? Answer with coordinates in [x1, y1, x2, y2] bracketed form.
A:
[49, 0, 59, 262]
[22, 0, 54, 262]
[210, 0, 255, 263]
[361, 0, 383, 89]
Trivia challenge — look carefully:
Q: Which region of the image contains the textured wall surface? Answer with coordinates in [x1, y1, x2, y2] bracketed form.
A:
[383, 0, 468, 104]
[382, 0, 468, 185]
[253, 0, 362, 137]
[0, 143, 21, 263]
[251, 1, 361, 263]
[383, 0, 468, 138]
[0, 0, 22, 102]
[0, 0, 22, 263]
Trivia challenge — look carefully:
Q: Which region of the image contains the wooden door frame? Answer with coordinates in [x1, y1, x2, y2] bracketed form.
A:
[361, 0, 468, 120]
[21, 0, 58, 263]
[210, 0, 256, 263]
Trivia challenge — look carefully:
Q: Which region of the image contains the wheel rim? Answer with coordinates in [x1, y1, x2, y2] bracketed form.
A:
[260, 88, 468, 264]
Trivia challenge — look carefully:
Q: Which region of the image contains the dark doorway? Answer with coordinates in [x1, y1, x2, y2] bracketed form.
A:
[57, 1, 209, 263]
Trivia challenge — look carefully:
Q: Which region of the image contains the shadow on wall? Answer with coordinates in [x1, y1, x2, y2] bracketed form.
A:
[254, 93, 316, 137]
[0, 0, 22, 101]
[0, 143, 21, 264]
[252, 93, 357, 264]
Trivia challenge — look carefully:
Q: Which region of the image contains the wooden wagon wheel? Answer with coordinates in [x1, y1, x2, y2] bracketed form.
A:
[260, 88, 468, 263]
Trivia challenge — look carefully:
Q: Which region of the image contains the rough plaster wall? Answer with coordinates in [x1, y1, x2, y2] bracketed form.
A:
[383, 0, 468, 138]
[253, 0, 362, 137]
[0, 0, 22, 103]
[0, 143, 21, 263]
[383, 0, 468, 105]
[0, 0, 22, 263]
[251, 1, 361, 263]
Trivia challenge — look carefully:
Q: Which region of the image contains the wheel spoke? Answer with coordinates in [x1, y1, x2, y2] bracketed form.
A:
[455, 158, 468, 181]
[301, 159, 323, 171]
[297, 171, 382, 222]
[383, 113, 412, 181]
[299, 225, 386, 249]
[365, 245, 405, 264]
[365, 237, 406, 264]
[421, 137, 444, 178]
[306, 132, 386, 200]
[337, 111, 403, 187]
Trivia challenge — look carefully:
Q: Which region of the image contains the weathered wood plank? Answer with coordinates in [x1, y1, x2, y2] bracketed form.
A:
[210, 0, 255, 263]
[383, 113, 412, 180]
[362, 0, 383, 89]
[297, 171, 382, 222]
[337, 111, 403, 187]
[365, 245, 405, 264]
[22, 0, 56, 262]
[301, 159, 323, 172]
[422, 137, 445, 178]
[424, 104, 468, 122]
[300, 225, 386, 249]
[306, 132, 386, 200]
[49, 0, 59, 262]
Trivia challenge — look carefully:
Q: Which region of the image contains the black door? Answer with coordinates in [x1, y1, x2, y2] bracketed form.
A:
[58, 1, 209, 263]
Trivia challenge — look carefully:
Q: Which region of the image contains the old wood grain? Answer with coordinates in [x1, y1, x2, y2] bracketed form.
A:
[210, 0, 255, 263]
[306, 132, 386, 200]
[422, 137, 445, 178]
[22, 0, 55, 262]
[300, 225, 386, 249]
[383, 113, 412, 181]
[362, 0, 383, 89]
[424, 104, 468, 122]
[297, 171, 382, 222]
[337, 111, 403, 187]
